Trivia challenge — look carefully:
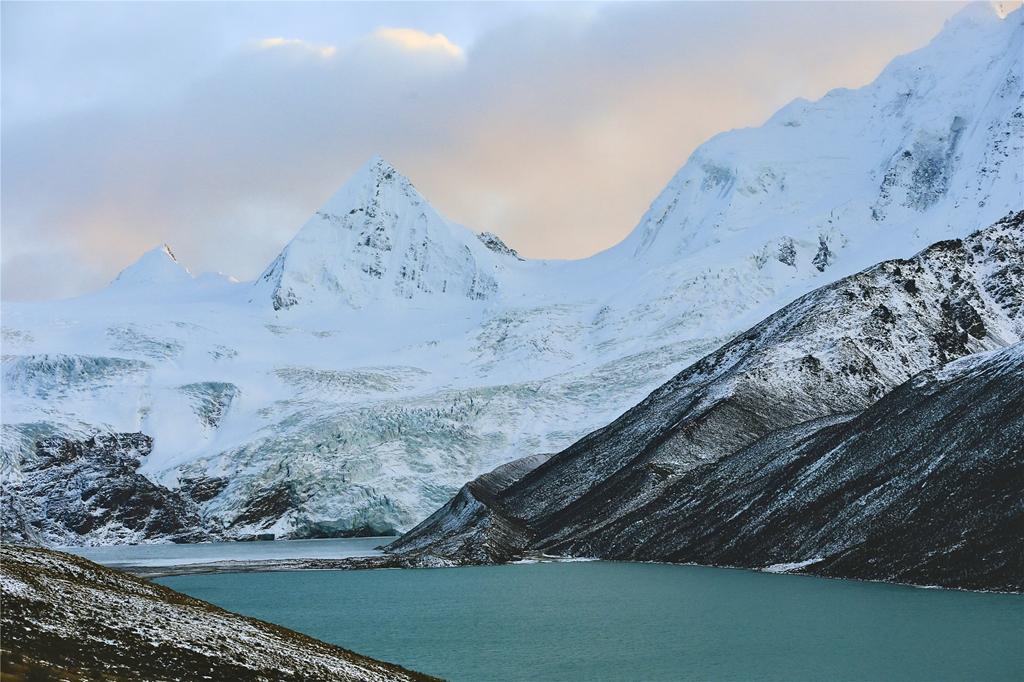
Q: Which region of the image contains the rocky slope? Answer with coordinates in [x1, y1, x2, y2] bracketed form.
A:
[2, 5, 1021, 545]
[0, 544, 434, 681]
[4, 433, 208, 546]
[544, 343, 1024, 592]
[390, 453, 552, 565]
[386, 214, 1024, 591]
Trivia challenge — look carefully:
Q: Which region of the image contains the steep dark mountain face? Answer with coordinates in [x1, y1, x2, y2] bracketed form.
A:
[4, 434, 209, 545]
[549, 345, 1024, 592]
[2, 432, 341, 546]
[388, 454, 551, 564]
[386, 213, 1024, 590]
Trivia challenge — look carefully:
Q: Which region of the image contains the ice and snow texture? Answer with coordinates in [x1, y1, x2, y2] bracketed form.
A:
[2, 5, 1022, 544]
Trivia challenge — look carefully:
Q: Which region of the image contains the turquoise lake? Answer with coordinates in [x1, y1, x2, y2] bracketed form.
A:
[158, 561, 1023, 681]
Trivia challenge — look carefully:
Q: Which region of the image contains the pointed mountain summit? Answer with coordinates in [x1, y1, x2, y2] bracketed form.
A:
[257, 156, 512, 310]
[111, 244, 193, 288]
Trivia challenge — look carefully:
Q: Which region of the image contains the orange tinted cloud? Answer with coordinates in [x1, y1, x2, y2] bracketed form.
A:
[2, 2, 971, 299]
[371, 28, 464, 60]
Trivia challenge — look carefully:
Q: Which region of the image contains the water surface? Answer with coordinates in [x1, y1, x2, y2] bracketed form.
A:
[159, 561, 1023, 681]
[63, 536, 385, 567]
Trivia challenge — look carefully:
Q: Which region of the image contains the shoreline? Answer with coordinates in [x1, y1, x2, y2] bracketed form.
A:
[129, 554, 1024, 597]
[123, 554, 406, 578]
[125, 551, 595, 578]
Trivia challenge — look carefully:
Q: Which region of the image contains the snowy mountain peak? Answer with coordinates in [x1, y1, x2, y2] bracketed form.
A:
[619, 3, 1022, 273]
[943, 1, 1007, 28]
[111, 244, 193, 288]
[316, 155, 416, 216]
[5, 12, 1022, 549]
[256, 157, 506, 310]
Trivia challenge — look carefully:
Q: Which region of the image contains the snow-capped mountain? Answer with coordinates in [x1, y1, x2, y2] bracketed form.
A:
[2, 4, 1021, 546]
[386, 213, 1024, 592]
[255, 156, 514, 310]
[620, 1, 1022, 275]
[111, 245, 194, 289]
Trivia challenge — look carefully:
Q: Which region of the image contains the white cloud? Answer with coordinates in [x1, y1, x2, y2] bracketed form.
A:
[256, 37, 337, 58]
[371, 27, 464, 60]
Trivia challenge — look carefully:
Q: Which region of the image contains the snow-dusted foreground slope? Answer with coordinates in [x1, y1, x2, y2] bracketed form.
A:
[386, 214, 1024, 592]
[2, 5, 1021, 545]
[0, 545, 434, 681]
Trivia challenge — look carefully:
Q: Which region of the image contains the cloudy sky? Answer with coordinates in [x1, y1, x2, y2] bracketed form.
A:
[2, 1, 971, 301]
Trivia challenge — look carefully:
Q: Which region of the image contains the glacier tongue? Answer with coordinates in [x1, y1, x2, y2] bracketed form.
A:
[2, 6, 1023, 546]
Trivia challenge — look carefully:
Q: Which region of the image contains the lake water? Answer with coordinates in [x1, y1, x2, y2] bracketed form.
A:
[159, 561, 1024, 681]
[63, 536, 385, 567]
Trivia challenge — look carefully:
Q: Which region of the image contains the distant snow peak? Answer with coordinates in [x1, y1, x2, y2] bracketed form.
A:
[111, 243, 193, 288]
[257, 156, 504, 309]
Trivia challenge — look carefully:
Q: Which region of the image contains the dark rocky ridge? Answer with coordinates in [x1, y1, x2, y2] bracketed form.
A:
[390, 453, 552, 564]
[386, 213, 1024, 590]
[546, 345, 1024, 592]
[2, 433, 358, 546]
[1, 426, 402, 546]
[6, 433, 207, 545]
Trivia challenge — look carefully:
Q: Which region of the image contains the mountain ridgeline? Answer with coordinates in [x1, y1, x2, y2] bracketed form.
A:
[386, 212, 1024, 592]
[2, 5, 1022, 548]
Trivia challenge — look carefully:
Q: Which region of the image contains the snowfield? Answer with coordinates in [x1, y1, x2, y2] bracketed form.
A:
[2, 4, 1021, 545]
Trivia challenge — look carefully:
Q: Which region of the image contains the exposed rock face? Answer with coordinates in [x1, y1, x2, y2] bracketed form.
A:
[549, 345, 1024, 592]
[387, 453, 551, 564]
[0, 545, 435, 681]
[777, 237, 797, 267]
[477, 232, 523, 260]
[812, 236, 833, 272]
[2, 431, 370, 546]
[5, 434, 207, 546]
[386, 215, 1024, 591]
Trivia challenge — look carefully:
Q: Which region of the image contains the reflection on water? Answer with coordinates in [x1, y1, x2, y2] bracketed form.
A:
[62, 536, 386, 567]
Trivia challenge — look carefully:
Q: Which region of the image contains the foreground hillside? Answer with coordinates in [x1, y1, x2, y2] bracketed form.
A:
[387, 213, 1024, 591]
[0, 545, 434, 681]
